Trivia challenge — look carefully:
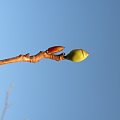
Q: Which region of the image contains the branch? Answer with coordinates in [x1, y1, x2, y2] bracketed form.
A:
[0, 46, 89, 65]
[0, 50, 65, 65]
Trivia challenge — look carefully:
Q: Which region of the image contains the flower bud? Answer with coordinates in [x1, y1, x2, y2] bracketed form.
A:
[65, 49, 89, 62]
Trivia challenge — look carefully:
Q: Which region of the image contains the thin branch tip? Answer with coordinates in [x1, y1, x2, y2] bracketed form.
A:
[0, 47, 65, 65]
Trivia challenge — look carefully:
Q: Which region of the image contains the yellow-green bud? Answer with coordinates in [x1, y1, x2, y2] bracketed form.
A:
[65, 49, 89, 62]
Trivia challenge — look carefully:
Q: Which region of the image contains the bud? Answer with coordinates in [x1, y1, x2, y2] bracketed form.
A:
[46, 46, 65, 54]
[65, 49, 89, 62]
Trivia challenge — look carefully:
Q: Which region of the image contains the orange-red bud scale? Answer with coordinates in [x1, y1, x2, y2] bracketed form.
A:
[47, 46, 65, 54]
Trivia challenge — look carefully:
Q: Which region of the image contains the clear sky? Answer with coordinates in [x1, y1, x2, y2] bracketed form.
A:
[0, 0, 120, 120]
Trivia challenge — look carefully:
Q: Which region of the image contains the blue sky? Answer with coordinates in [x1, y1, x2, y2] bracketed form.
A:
[0, 0, 120, 120]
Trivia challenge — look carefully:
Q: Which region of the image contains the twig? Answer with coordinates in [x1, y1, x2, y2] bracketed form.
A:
[0, 51, 65, 65]
[0, 82, 13, 120]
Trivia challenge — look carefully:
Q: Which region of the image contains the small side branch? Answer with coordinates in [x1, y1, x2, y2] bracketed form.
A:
[0, 51, 65, 65]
